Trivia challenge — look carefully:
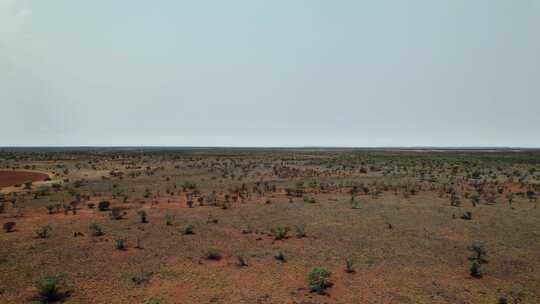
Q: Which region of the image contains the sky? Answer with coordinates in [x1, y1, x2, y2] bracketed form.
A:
[1, 0, 539, 147]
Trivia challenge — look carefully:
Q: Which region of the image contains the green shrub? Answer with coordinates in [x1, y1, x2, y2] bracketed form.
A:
[35, 225, 52, 239]
[470, 261, 482, 278]
[274, 251, 286, 262]
[137, 210, 148, 223]
[35, 185, 50, 197]
[165, 212, 175, 226]
[345, 259, 355, 273]
[110, 207, 124, 220]
[271, 227, 289, 240]
[294, 225, 306, 238]
[183, 224, 194, 235]
[308, 268, 332, 294]
[34, 273, 65, 302]
[89, 222, 103, 236]
[205, 248, 221, 260]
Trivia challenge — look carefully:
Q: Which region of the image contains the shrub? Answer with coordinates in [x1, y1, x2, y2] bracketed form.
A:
[470, 261, 482, 278]
[110, 207, 124, 220]
[294, 225, 306, 238]
[241, 225, 253, 234]
[46, 204, 56, 214]
[131, 271, 153, 285]
[205, 248, 221, 260]
[271, 227, 289, 240]
[3, 221, 16, 233]
[34, 273, 66, 302]
[144, 299, 161, 304]
[113, 235, 127, 250]
[461, 212, 472, 220]
[237, 255, 248, 267]
[87, 203, 95, 209]
[35, 225, 52, 239]
[165, 212, 175, 226]
[183, 224, 195, 235]
[468, 243, 488, 263]
[0, 202, 4, 214]
[274, 251, 286, 262]
[23, 180, 32, 190]
[143, 189, 152, 198]
[89, 222, 103, 236]
[308, 268, 332, 294]
[450, 192, 461, 207]
[137, 210, 148, 223]
[470, 194, 480, 207]
[304, 197, 317, 204]
[98, 201, 110, 211]
[345, 259, 355, 273]
[186, 200, 194, 208]
[206, 215, 218, 224]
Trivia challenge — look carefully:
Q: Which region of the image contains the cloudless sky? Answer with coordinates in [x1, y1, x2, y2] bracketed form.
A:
[1, 0, 539, 147]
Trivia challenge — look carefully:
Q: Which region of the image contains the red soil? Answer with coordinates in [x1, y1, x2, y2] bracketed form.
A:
[503, 182, 529, 193]
[0, 170, 50, 188]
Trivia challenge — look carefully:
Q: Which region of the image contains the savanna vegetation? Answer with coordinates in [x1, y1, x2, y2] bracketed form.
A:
[0, 147, 539, 303]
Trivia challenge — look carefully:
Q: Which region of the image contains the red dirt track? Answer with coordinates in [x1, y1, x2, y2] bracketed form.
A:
[0, 170, 49, 188]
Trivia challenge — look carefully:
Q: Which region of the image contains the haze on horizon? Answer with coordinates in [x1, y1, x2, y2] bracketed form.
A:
[1, 1, 539, 147]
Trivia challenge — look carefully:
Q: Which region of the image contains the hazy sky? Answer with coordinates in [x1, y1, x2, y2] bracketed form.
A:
[1, 1, 539, 147]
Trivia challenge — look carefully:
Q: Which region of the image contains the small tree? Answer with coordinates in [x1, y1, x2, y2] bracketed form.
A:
[34, 273, 66, 302]
[308, 268, 332, 294]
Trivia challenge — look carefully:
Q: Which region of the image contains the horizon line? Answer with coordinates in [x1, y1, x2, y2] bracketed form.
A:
[1, 145, 540, 150]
